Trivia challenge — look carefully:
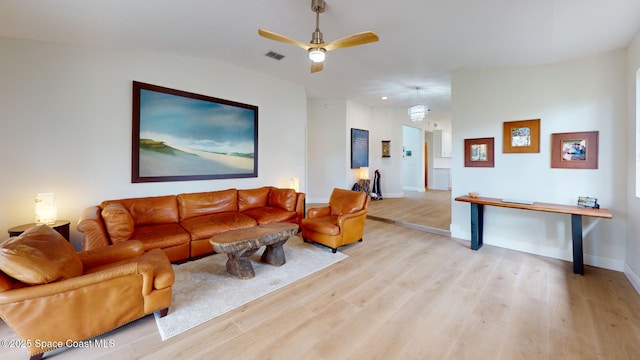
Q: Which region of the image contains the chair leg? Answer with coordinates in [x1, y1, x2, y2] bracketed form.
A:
[332, 248, 337, 253]
[158, 308, 169, 318]
[358, 238, 363, 242]
[30, 353, 44, 360]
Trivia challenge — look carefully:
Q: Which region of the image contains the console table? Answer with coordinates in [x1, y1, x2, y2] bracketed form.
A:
[455, 195, 612, 275]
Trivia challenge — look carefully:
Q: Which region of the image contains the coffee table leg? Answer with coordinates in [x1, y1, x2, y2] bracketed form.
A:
[226, 248, 258, 279]
[261, 239, 288, 266]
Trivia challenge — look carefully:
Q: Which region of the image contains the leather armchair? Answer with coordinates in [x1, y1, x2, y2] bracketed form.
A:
[301, 188, 370, 253]
[0, 225, 174, 360]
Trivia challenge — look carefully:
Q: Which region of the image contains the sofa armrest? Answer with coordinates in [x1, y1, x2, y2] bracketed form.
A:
[337, 208, 368, 227]
[308, 205, 330, 219]
[77, 206, 111, 250]
[0, 262, 144, 304]
[78, 240, 146, 271]
[294, 192, 306, 224]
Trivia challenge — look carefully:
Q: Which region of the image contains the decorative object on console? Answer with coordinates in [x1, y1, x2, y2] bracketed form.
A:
[35, 192, 56, 225]
[550, 131, 598, 169]
[351, 128, 369, 168]
[464, 137, 495, 167]
[502, 119, 540, 153]
[382, 140, 390, 157]
[408, 87, 429, 123]
[132, 81, 258, 183]
[578, 196, 599, 208]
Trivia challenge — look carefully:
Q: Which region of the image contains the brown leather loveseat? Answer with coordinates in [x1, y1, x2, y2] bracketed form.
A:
[0, 225, 174, 360]
[78, 186, 305, 262]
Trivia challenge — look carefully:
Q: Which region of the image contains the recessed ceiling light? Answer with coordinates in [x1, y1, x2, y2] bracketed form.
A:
[381, 96, 388, 100]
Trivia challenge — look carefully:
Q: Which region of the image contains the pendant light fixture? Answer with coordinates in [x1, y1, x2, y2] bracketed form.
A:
[408, 87, 429, 123]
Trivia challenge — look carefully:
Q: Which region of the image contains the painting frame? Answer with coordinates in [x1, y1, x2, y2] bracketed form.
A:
[464, 137, 495, 167]
[551, 131, 598, 169]
[132, 81, 258, 183]
[351, 128, 369, 168]
[382, 140, 391, 158]
[503, 119, 540, 153]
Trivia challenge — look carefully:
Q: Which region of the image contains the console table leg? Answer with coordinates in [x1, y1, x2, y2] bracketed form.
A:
[470, 203, 484, 250]
[571, 214, 584, 275]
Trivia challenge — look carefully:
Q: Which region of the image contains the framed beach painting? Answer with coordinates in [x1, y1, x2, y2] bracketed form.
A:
[132, 81, 258, 183]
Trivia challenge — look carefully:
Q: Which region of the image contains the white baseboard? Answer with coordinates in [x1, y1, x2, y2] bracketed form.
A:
[625, 263, 640, 295]
[450, 229, 624, 272]
[403, 186, 425, 192]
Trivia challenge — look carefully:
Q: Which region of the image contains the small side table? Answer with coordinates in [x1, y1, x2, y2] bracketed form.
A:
[8, 220, 71, 241]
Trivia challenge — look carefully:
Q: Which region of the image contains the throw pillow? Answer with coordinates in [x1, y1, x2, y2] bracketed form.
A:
[268, 188, 296, 211]
[0, 225, 83, 284]
[238, 187, 270, 212]
[102, 202, 134, 242]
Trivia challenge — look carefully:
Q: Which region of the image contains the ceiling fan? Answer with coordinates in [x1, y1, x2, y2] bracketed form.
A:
[258, 0, 379, 73]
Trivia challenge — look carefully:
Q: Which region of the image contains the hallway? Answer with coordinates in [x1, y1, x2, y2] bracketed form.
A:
[366, 190, 451, 234]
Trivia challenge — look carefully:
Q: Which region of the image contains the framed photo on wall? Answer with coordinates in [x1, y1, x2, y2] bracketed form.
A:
[464, 137, 495, 167]
[503, 119, 540, 153]
[132, 81, 258, 183]
[351, 128, 369, 168]
[382, 140, 391, 157]
[550, 131, 598, 169]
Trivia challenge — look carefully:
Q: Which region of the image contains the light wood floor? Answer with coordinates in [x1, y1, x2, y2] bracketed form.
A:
[367, 190, 452, 232]
[2, 198, 640, 359]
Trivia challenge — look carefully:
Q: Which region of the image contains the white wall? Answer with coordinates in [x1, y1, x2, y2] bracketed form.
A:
[402, 125, 424, 192]
[0, 37, 307, 248]
[306, 99, 407, 202]
[626, 30, 640, 292]
[451, 50, 627, 271]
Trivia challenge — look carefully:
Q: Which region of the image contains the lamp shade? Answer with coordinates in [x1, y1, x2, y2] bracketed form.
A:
[359, 167, 370, 180]
[35, 193, 57, 225]
[289, 177, 300, 192]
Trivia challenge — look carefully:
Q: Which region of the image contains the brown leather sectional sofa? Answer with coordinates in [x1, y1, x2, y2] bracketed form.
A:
[77, 187, 305, 263]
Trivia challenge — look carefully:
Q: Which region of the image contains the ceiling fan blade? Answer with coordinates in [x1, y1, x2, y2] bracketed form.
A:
[323, 31, 379, 51]
[258, 28, 312, 50]
[311, 61, 324, 73]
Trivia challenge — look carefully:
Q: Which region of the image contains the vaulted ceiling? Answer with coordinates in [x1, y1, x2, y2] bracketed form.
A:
[1, 0, 639, 123]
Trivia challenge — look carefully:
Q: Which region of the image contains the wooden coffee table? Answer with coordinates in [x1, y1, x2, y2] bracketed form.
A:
[209, 223, 299, 279]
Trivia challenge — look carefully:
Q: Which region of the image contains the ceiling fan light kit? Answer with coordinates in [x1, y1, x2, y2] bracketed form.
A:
[309, 48, 326, 62]
[258, 0, 378, 73]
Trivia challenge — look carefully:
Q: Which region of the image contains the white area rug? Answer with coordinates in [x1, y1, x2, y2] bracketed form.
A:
[154, 235, 347, 340]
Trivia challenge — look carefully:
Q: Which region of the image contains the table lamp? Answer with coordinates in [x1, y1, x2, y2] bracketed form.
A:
[35, 193, 57, 225]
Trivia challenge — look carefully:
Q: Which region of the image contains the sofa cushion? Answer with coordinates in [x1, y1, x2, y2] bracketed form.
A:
[238, 187, 270, 212]
[130, 223, 191, 251]
[301, 216, 341, 236]
[102, 195, 179, 226]
[177, 189, 238, 221]
[330, 189, 367, 216]
[0, 225, 83, 284]
[180, 212, 257, 240]
[102, 203, 135, 242]
[268, 188, 296, 211]
[242, 207, 296, 225]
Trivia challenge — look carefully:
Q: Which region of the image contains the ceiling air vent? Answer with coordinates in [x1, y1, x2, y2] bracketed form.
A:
[265, 51, 285, 60]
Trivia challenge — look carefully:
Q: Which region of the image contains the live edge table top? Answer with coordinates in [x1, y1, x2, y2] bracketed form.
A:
[454, 195, 612, 219]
